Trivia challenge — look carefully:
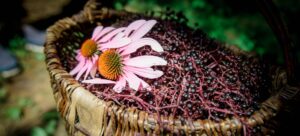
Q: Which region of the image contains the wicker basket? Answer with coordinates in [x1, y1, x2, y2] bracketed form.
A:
[44, 0, 298, 135]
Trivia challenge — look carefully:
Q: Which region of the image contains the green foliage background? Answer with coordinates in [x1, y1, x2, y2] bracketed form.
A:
[114, 0, 300, 65]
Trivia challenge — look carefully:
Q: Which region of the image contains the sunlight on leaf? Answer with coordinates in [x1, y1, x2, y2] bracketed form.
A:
[5, 107, 22, 120]
[31, 127, 47, 136]
[35, 53, 45, 61]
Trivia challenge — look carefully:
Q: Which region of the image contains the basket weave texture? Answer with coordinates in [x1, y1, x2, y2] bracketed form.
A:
[44, 1, 295, 135]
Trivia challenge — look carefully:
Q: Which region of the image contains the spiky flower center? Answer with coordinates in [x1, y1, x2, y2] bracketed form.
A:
[98, 49, 123, 80]
[80, 39, 98, 57]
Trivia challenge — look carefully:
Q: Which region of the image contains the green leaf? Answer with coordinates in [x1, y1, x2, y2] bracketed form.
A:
[31, 127, 48, 136]
[256, 47, 266, 56]
[9, 36, 26, 49]
[191, 0, 206, 8]
[114, 2, 124, 10]
[44, 120, 57, 134]
[18, 98, 33, 108]
[5, 107, 22, 120]
[35, 53, 45, 61]
[43, 110, 59, 121]
[0, 88, 7, 102]
[233, 34, 255, 51]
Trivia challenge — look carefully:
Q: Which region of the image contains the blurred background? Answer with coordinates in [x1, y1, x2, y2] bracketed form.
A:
[0, 0, 299, 135]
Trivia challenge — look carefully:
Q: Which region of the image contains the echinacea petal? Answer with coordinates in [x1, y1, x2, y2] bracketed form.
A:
[121, 38, 163, 56]
[76, 51, 85, 60]
[124, 19, 146, 37]
[124, 66, 164, 79]
[82, 78, 116, 84]
[113, 77, 126, 93]
[90, 64, 97, 78]
[121, 55, 130, 61]
[129, 20, 157, 41]
[123, 71, 142, 90]
[94, 27, 115, 42]
[124, 55, 167, 67]
[83, 61, 94, 80]
[75, 63, 89, 80]
[112, 32, 126, 41]
[91, 26, 103, 41]
[124, 70, 150, 90]
[75, 51, 80, 60]
[140, 79, 150, 90]
[99, 27, 126, 43]
[70, 59, 86, 75]
[100, 37, 131, 49]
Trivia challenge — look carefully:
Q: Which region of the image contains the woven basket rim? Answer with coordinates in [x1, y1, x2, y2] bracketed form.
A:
[44, 5, 284, 134]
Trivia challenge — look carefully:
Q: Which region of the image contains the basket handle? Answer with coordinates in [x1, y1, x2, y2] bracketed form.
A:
[255, 0, 297, 83]
[255, 0, 299, 100]
[83, 0, 122, 23]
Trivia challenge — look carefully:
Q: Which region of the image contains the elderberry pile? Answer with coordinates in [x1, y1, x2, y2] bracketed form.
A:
[63, 15, 270, 122]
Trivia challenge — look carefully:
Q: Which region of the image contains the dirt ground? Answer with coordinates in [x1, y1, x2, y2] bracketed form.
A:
[23, 0, 70, 23]
[0, 51, 68, 136]
[0, 0, 71, 135]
